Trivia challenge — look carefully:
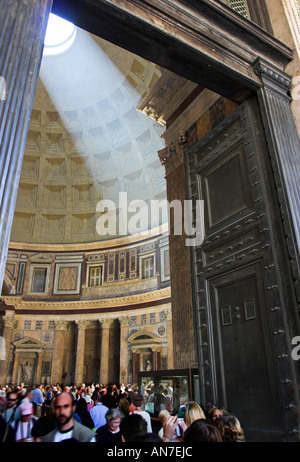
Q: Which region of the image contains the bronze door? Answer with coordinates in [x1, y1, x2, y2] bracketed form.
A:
[186, 97, 298, 441]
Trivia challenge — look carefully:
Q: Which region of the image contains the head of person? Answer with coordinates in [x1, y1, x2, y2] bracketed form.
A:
[25, 389, 33, 401]
[94, 393, 102, 404]
[105, 408, 122, 433]
[31, 416, 55, 442]
[184, 419, 223, 442]
[215, 415, 245, 442]
[6, 391, 18, 409]
[54, 392, 75, 429]
[207, 405, 228, 424]
[120, 414, 147, 442]
[75, 397, 88, 414]
[184, 401, 206, 427]
[19, 402, 34, 423]
[133, 394, 144, 409]
[118, 397, 130, 415]
[158, 409, 171, 425]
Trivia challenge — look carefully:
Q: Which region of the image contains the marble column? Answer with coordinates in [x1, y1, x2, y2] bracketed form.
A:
[74, 321, 89, 386]
[11, 351, 20, 386]
[0, 314, 16, 385]
[36, 350, 44, 384]
[119, 316, 129, 385]
[51, 321, 68, 385]
[0, 0, 53, 295]
[166, 310, 174, 369]
[99, 318, 113, 385]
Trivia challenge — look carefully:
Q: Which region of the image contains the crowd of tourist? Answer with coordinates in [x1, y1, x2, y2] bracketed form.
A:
[0, 381, 245, 442]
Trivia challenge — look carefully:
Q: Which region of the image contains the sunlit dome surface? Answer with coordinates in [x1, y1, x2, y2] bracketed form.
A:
[44, 13, 76, 56]
[11, 20, 167, 245]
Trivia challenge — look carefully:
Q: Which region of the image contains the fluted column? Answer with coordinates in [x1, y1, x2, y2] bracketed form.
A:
[51, 321, 68, 384]
[11, 351, 20, 386]
[36, 349, 44, 384]
[74, 320, 89, 386]
[253, 58, 300, 268]
[99, 318, 113, 385]
[119, 316, 129, 385]
[0, 0, 53, 295]
[166, 310, 174, 369]
[0, 314, 16, 385]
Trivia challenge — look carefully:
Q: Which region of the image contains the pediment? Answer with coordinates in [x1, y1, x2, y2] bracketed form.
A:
[29, 253, 53, 263]
[14, 336, 45, 349]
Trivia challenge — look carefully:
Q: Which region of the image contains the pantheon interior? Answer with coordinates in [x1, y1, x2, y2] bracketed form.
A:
[0, 0, 300, 441]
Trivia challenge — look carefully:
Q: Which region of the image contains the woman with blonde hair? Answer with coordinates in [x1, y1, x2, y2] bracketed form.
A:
[168, 401, 206, 442]
[184, 401, 206, 427]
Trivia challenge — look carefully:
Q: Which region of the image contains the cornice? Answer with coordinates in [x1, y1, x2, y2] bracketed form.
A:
[252, 58, 292, 90]
[8, 223, 169, 253]
[1, 287, 171, 314]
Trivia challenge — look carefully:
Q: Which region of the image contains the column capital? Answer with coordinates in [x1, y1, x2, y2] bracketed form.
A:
[54, 320, 69, 332]
[158, 135, 186, 176]
[75, 320, 90, 330]
[166, 310, 172, 321]
[3, 315, 17, 329]
[99, 318, 114, 329]
[119, 316, 130, 327]
[252, 57, 292, 95]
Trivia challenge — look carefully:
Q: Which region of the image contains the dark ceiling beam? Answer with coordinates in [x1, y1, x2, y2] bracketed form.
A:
[50, 0, 292, 103]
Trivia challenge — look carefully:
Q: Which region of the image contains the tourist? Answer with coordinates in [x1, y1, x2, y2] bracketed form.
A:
[89, 393, 109, 429]
[42, 392, 96, 442]
[11, 401, 38, 442]
[96, 408, 122, 442]
[3, 391, 21, 424]
[31, 384, 44, 418]
[131, 394, 152, 433]
[120, 413, 147, 442]
[215, 414, 245, 442]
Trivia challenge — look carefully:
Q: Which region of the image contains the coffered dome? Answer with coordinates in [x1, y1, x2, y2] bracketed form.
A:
[11, 25, 167, 245]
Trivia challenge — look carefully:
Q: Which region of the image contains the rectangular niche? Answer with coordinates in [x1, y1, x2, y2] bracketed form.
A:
[136, 129, 154, 158]
[26, 130, 41, 150]
[117, 142, 140, 170]
[46, 132, 64, 152]
[41, 214, 66, 239]
[147, 159, 165, 189]
[30, 109, 41, 126]
[71, 213, 95, 238]
[69, 131, 85, 152]
[98, 178, 119, 202]
[72, 184, 94, 208]
[53, 262, 82, 295]
[46, 111, 61, 127]
[12, 212, 35, 239]
[44, 185, 66, 209]
[28, 264, 51, 295]
[22, 155, 39, 178]
[123, 169, 144, 197]
[70, 156, 91, 180]
[45, 158, 66, 180]
[16, 183, 38, 208]
[94, 151, 115, 181]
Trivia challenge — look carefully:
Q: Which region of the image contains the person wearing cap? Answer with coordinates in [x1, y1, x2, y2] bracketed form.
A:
[11, 401, 37, 442]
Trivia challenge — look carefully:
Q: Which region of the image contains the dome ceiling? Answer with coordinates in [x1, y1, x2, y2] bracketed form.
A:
[10, 25, 167, 245]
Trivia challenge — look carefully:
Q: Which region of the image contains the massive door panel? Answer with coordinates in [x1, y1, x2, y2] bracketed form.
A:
[186, 97, 297, 441]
